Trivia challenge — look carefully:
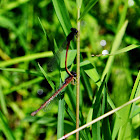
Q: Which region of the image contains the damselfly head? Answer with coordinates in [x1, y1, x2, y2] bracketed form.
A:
[70, 71, 77, 77]
[67, 28, 78, 41]
[71, 28, 78, 35]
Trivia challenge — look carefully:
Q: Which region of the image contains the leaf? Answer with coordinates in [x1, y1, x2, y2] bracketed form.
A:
[101, 20, 128, 81]
[38, 63, 55, 90]
[57, 97, 65, 139]
[0, 52, 53, 67]
[60, 50, 77, 81]
[0, 85, 8, 115]
[109, 44, 140, 56]
[4, 77, 44, 95]
[52, 0, 72, 35]
[79, 0, 98, 20]
[80, 60, 101, 87]
[0, 111, 15, 140]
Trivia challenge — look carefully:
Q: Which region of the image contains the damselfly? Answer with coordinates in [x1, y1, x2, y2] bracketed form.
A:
[31, 71, 77, 116]
[47, 28, 78, 75]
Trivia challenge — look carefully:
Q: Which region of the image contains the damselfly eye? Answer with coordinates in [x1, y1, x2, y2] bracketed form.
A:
[70, 71, 77, 77]
[73, 73, 77, 77]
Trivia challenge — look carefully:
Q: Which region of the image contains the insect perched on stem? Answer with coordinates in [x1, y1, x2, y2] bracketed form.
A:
[47, 28, 78, 74]
[31, 28, 78, 116]
[65, 28, 78, 76]
[31, 71, 77, 116]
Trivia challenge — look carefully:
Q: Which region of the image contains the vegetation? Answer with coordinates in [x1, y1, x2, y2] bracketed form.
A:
[0, 0, 140, 140]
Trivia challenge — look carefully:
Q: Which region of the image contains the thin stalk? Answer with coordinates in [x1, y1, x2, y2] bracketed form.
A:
[58, 95, 140, 140]
[76, 7, 80, 140]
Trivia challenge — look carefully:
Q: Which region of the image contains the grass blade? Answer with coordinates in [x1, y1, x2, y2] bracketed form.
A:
[57, 96, 65, 139]
[59, 96, 140, 140]
[0, 51, 53, 67]
[0, 111, 15, 140]
[79, 0, 98, 20]
[38, 63, 55, 90]
[4, 77, 44, 95]
[80, 60, 101, 87]
[101, 20, 128, 81]
[0, 85, 8, 115]
[52, 0, 72, 35]
[109, 44, 140, 56]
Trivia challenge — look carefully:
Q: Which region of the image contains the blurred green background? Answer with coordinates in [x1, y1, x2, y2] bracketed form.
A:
[0, 0, 140, 140]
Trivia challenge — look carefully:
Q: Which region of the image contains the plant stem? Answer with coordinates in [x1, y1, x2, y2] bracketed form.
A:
[76, 6, 80, 140]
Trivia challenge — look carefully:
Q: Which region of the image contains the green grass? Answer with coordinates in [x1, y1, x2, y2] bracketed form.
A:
[0, 0, 140, 140]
